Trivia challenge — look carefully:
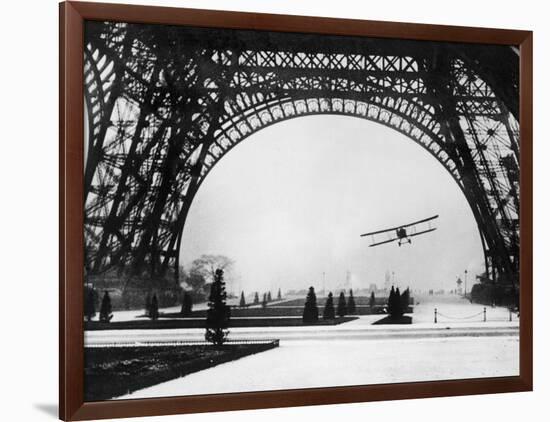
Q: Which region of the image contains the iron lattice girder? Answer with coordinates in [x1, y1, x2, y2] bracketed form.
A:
[208, 89, 518, 261]
[83, 21, 519, 283]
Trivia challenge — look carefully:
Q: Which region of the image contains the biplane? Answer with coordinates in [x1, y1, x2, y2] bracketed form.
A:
[360, 215, 439, 247]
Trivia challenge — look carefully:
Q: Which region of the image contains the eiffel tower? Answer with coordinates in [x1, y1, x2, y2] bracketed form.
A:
[83, 21, 519, 288]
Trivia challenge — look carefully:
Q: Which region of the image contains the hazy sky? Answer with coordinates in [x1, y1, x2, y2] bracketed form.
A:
[180, 115, 484, 295]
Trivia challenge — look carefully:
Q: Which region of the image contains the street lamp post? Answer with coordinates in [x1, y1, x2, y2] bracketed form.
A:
[464, 269, 468, 297]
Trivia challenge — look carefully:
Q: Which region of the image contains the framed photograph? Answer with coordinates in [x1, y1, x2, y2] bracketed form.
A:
[59, 1, 533, 420]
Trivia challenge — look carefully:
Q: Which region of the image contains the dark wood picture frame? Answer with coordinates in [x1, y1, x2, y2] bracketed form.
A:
[59, 1, 533, 420]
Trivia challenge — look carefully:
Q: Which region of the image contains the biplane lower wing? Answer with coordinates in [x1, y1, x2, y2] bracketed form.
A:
[369, 237, 398, 247]
[408, 228, 437, 238]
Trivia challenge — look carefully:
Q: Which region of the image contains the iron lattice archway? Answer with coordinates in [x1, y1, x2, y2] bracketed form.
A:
[83, 21, 519, 287]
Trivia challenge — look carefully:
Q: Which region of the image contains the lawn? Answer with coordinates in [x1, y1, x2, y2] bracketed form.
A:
[275, 296, 401, 307]
[85, 316, 358, 331]
[85, 343, 278, 401]
[161, 305, 395, 318]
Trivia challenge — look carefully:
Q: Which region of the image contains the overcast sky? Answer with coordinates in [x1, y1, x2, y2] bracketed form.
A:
[180, 115, 484, 295]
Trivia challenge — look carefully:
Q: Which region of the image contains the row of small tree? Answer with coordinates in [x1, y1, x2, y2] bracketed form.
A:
[87, 285, 395, 325]
[86, 287, 186, 323]
[303, 287, 358, 323]
[146, 290, 196, 319]
[241, 288, 282, 308]
[84, 289, 113, 322]
[387, 286, 410, 318]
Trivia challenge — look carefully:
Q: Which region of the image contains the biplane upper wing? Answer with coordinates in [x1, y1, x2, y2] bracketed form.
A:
[401, 214, 439, 229]
[359, 214, 439, 237]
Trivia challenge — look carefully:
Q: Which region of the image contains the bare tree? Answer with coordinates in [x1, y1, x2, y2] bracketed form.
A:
[189, 255, 234, 285]
[182, 255, 234, 296]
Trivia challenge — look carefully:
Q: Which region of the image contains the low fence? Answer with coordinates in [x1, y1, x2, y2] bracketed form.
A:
[86, 339, 280, 349]
[433, 307, 517, 323]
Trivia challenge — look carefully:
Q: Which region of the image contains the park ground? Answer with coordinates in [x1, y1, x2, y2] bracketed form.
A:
[85, 293, 519, 400]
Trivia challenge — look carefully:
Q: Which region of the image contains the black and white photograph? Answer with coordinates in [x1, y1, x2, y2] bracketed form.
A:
[82, 20, 521, 402]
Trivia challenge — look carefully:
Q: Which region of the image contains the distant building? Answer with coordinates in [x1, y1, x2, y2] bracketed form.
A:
[384, 270, 391, 291]
[456, 277, 463, 294]
[344, 270, 352, 290]
[369, 283, 378, 293]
